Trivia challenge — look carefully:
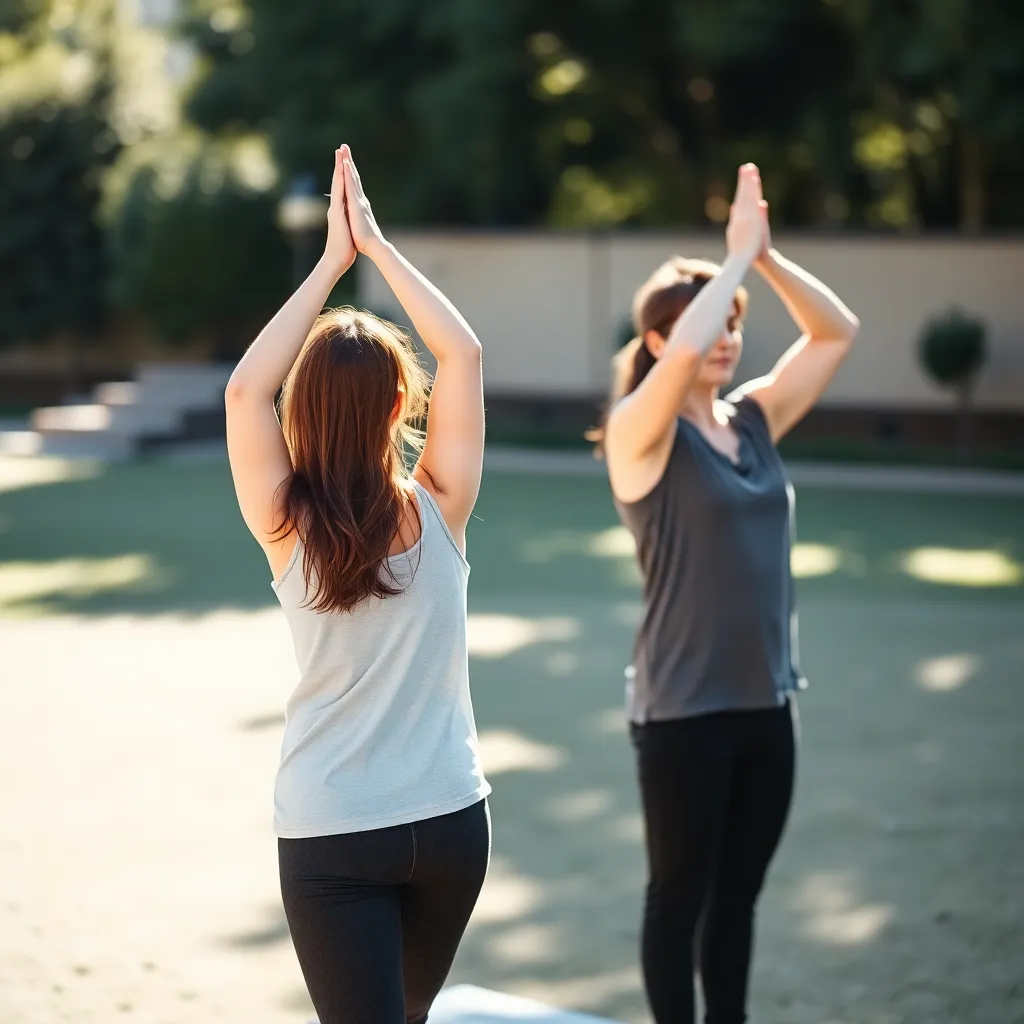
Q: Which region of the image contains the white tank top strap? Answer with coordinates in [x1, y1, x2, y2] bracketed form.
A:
[412, 480, 470, 572]
[272, 532, 302, 592]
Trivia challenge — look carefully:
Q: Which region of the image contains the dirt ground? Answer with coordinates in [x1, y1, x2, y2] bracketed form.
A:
[1, 457, 1022, 1023]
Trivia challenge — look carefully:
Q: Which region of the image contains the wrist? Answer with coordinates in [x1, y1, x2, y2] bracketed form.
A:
[362, 235, 392, 263]
[724, 249, 756, 273]
[319, 247, 354, 277]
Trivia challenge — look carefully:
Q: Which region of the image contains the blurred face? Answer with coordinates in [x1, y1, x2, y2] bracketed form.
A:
[696, 311, 744, 388]
[645, 302, 744, 390]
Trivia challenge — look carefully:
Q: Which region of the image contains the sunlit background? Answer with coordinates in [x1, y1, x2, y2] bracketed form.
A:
[2, 1, 1023, 1023]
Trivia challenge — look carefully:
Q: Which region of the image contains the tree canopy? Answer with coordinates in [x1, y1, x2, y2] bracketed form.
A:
[182, 0, 1024, 230]
[0, 0, 120, 345]
[4, 0, 1023, 354]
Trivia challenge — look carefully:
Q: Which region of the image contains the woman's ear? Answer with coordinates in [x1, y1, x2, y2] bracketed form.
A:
[643, 329, 667, 359]
[388, 387, 401, 426]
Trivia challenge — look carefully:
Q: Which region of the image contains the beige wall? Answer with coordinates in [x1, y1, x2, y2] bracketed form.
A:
[359, 233, 1024, 410]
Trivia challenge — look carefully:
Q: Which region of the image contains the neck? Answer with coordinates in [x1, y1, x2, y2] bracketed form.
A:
[680, 383, 720, 427]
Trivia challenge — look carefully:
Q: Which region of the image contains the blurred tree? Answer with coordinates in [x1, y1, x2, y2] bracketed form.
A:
[184, 0, 548, 225]
[176, 0, 1024, 230]
[0, 0, 120, 347]
[539, 0, 855, 226]
[918, 308, 987, 458]
[181, 0, 853, 228]
[0, 106, 112, 345]
[108, 152, 291, 360]
[839, 0, 1024, 230]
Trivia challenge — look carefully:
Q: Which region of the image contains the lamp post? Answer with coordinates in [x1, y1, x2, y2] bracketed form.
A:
[277, 172, 329, 287]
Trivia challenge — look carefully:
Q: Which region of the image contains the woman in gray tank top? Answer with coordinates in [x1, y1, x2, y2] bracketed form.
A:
[593, 164, 860, 1024]
[225, 146, 490, 1024]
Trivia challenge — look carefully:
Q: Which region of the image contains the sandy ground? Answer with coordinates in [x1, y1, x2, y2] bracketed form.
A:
[1, 458, 1022, 1023]
[3, 600, 1022, 1024]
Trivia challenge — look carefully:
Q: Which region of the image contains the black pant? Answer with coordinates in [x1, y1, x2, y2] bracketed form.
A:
[632, 702, 796, 1024]
[279, 800, 490, 1024]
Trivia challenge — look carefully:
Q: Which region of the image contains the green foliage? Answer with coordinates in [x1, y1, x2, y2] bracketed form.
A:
[839, 0, 1024, 228]
[0, 0, 45, 33]
[184, 0, 545, 226]
[0, 105, 112, 345]
[177, 0, 1024, 230]
[5, 0, 1024, 363]
[0, 0, 121, 347]
[918, 309, 987, 389]
[107, 155, 291, 358]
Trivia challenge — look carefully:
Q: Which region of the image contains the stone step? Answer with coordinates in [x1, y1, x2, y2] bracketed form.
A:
[0, 429, 134, 460]
[10, 363, 235, 461]
[31, 403, 182, 435]
[136, 362, 233, 390]
[97, 378, 228, 409]
[93, 381, 139, 406]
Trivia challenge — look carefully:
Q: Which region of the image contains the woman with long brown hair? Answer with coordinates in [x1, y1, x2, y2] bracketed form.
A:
[225, 145, 490, 1024]
[595, 164, 860, 1024]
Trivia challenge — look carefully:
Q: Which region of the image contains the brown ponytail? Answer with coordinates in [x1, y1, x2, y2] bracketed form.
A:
[587, 257, 747, 456]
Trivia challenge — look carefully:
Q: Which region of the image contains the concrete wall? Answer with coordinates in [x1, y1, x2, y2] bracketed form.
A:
[359, 233, 1024, 411]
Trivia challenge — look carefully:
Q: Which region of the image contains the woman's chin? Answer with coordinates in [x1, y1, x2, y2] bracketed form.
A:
[702, 369, 737, 390]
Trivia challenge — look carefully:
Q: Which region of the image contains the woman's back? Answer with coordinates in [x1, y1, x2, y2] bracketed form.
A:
[272, 481, 490, 838]
[224, 147, 493, 1024]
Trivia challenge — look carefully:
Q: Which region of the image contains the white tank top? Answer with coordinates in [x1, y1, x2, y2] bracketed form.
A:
[271, 481, 490, 838]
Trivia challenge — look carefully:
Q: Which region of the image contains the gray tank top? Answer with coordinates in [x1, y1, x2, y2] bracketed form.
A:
[271, 481, 490, 838]
[614, 396, 806, 723]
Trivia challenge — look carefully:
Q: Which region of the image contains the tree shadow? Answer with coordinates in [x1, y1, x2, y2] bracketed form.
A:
[0, 458, 276, 616]
[222, 904, 291, 949]
[5, 459, 1023, 1021]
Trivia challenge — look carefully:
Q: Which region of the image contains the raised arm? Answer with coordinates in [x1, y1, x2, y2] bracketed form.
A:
[341, 146, 483, 542]
[606, 164, 763, 468]
[733, 202, 860, 441]
[225, 148, 355, 558]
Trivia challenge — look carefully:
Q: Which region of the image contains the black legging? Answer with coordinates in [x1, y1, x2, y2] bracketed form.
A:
[632, 702, 796, 1024]
[279, 800, 490, 1024]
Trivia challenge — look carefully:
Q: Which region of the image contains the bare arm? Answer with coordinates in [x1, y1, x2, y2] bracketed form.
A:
[606, 164, 763, 469]
[225, 148, 355, 551]
[735, 216, 860, 440]
[342, 146, 483, 540]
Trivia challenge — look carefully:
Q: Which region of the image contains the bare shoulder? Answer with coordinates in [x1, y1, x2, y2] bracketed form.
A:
[725, 375, 773, 406]
[606, 411, 677, 505]
[412, 464, 468, 548]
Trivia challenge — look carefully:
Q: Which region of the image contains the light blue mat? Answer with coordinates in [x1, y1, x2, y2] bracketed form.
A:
[428, 985, 620, 1023]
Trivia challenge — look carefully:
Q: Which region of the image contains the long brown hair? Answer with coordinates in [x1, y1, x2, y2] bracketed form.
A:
[588, 257, 748, 455]
[276, 307, 431, 613]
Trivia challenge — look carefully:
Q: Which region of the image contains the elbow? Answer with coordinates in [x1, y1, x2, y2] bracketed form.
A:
[224, 377, 246, 405]
[813, 313, 859, 347]
[437, 335, 483, 365]
[460, 333, 483, 360]
[224, 374, 263, 407]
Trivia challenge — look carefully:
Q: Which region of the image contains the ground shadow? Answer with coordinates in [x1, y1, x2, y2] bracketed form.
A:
[0, 459, 276, 615]
[5, 459, 1024, 1021]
